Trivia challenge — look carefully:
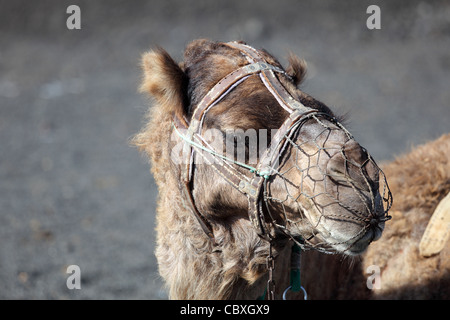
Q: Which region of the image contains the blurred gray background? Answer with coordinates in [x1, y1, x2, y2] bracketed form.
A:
[0, 0, 449, 299]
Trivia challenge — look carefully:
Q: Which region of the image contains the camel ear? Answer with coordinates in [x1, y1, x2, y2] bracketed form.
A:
[286, 53, 307, 86]
[140, 48, 187, 117]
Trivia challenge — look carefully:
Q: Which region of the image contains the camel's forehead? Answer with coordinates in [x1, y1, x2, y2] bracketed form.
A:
[182, 40, 280, 74]
[183, 40, 236, 66]
[182, 40, 338, 127]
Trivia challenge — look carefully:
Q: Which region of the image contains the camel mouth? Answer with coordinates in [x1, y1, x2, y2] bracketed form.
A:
[297, 191, 388, 255]
[278, 171, 390, 256]
[291, 214, 386, 255]
[341, 222, 385, 255]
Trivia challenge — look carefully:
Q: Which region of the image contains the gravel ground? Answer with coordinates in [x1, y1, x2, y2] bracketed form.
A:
[0, 0, 449, 299]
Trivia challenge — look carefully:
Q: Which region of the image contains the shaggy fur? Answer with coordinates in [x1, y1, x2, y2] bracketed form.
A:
[133, 39, 402, 299]
[133, 40, 310, 299]
[139, 48, 188, 119]
[299, 134, 450, 299]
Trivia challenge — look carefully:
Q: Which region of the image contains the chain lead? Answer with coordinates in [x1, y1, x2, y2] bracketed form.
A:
[266, 241, 276, 300]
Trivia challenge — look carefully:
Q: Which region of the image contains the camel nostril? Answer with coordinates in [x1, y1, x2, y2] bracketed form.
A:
[327, 156, 349, 184]
[328, 166, 346, 178]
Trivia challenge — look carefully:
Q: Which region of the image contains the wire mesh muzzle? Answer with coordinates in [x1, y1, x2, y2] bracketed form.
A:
[262, 115, 393, 254]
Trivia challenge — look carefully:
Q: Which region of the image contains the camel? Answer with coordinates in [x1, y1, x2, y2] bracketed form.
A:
[299, 134, 450, 299]
[133, 40, 393, 299]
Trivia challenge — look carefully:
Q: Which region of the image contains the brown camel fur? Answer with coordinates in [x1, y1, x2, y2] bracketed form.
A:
[133, 40, 392, 299]
[300, 134, 450, 299]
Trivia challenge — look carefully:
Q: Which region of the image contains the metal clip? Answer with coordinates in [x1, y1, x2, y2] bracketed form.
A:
[238, 180, 257, 197]
[282, 285, 308, 300]
[266, 242, 276, 300]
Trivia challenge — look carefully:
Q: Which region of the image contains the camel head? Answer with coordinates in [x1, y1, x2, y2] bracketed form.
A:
[137, 39, 392, 256]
